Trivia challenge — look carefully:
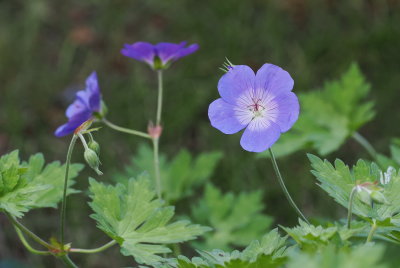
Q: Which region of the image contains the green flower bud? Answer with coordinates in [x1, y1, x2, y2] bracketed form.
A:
[357, 190, 372, 206]
[84, 149, 103, 175]
[370, 191, 390, 205]
[88, 139, 100, 156]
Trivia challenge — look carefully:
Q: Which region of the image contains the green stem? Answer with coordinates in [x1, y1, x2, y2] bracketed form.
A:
[156, 70, 163, 126]
[353, 132, 377, 160]
[60, 135, 78, 250]
[69, 240, 117, 254]
[268, 148, 309, 224]
[59, 255, 78, 268]
[366, 219, 378, 243]
[14, 226, 51, 255]
[6, 212, 54, 249]
[347, 187, 358, 229]
[152, 138, 162, 199]
[102, 118, 151, 139]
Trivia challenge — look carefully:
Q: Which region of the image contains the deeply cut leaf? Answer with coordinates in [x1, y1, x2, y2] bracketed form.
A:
[191, 184, 273, 250]
[0, 150, 83, 218]
[88, 175, 211, 265]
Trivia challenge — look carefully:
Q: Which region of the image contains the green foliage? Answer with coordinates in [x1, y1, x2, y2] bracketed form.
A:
[263, 63, 374, 158]
[376, 139, 400, 170]
[88, 175, 211, 265]
[191, 184, 273, 250]
[281, 220, 367, 252]
[308, 154, 400, 243]
[0, 150, 82, 218]
[114, 144, 222, 203]
[175, 229, 287, 268]
[286, 244, 388, 268]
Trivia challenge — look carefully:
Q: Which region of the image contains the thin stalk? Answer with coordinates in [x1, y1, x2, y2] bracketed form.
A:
[102, 118, 151, 139]
[69, 240, 117, 254]
[60, 135, 78, 250]
[6, 212, 54, 250]
[353, 132, 377, 160]
[156, 70, 163, 126]
[153, 138, 162, 199]
[366, 219, 378, 243]
[59, 255, 78, 268]
[347, 187, 358, 229]
[268, 148, 309, 224]
[14, 226, 50, 255]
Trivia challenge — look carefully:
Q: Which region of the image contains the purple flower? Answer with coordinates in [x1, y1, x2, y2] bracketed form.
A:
[55, 71, 102, 137]
[208, 64, 299, 152]
[121, 41, 199, 69]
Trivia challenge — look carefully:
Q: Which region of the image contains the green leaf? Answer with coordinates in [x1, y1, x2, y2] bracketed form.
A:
[286, 244, 388, 268]
[308, 154, 400, 223]
[0, 150, 83, 217]
[260, 63, 374, 158]
[113, 144, 222, 203]
[88, 175, 211, 265]
[191, 184, 273, 250]
[176, 229, 287, 268]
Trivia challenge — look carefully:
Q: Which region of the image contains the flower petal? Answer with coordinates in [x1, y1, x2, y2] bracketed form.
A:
[85, 71, 101, 112]
[65, 99, 88, 118]
[218, 65, 255, 105]
[255, 63, 294, 98]
[240, 120, 281, 152]
[208, 98, 248, 134]
[120, 42, 155, 66]
[54, 112, 91, 137]
[268, 92, 300, 132]
[155, 42, 188, 64]
[172, 43, 199, 60]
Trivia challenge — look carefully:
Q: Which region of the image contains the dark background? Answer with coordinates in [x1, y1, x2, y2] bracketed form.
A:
[0, 0, 399, 267]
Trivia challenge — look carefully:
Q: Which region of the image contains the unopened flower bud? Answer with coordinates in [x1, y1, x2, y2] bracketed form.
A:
[88, 139, 100, 156]
[357, 190, 372, 206]
[370, 191, 390, 205]
[84, 149, 103, 175]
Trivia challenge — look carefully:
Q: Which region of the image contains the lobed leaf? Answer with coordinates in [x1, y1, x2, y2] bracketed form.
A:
[0, 150, 82, 218]
[191, 184, 273, 250]
[88, 175, 211, 265]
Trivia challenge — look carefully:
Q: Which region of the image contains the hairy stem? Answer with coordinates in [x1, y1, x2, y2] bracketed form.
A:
[102, 118, 151, 139]
[353, 132, 377, 160]
[60, 135, 78, 249]
[69, 240, 117, 254]
[347, 187, 358, 229]
[153, 138, 162, 199]
[156, 70, 163, 126]
[366, 219, 378, 243]
[268, 148, 309, 224]
[12, 224, 51, 255]
[6, 212, 54, 250]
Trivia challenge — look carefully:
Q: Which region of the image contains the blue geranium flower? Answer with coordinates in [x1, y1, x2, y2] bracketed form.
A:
[120, 41, 199, 69]
[55, 71, 103, 137]
[208, 64, 299, 152]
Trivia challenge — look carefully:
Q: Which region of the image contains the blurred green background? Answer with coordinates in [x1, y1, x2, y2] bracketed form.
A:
[0, 0, 400, 267]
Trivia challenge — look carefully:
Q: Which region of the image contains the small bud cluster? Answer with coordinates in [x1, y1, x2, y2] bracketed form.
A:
[76, 121, 103, 176]
[355, 181, 389, 206]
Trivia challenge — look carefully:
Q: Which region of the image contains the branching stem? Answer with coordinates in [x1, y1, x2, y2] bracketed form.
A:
[102, 118, 151, 139]
[353, 132, 377, 160]
[69, 240, 117, 254]
[268, 148, 309, 224]
[60, 135, 78, 250]
[347, 187, 358, 229]
[366, 219, 378, 243]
